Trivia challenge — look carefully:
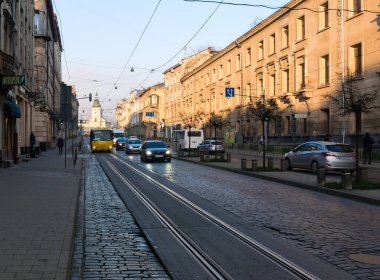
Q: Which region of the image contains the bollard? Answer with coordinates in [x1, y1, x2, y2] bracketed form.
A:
[241, 158, 247, 170]
[280, 159, 288, 171]
[358, 167, 368, 181]
[268, 157, 273, 168]
[252, 160, 258, 171]
[200, 154, 205, 162]
[341, 172, 352, 190]
[317, 168, 326, 186]
[227, 152, 231, 162]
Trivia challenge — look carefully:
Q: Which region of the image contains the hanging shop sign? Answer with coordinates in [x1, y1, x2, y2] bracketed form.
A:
[1, 75, 26, 86]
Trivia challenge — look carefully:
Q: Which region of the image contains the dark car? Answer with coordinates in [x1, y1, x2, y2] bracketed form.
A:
[197, 139, 225, 155]
[125, 138, 143, 154]
[115, 137, 127, 151]
[140, 140, 171, 162]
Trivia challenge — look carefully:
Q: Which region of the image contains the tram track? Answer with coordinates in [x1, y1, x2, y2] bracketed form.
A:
[98, 153, 323, 279]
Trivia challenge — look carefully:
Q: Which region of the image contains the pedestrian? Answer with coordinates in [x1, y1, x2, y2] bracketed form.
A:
[57, 137, 64, 155]
[362, 132, 374, 164]
[30, 132, 36, 158]
[257, 135, 264, 146]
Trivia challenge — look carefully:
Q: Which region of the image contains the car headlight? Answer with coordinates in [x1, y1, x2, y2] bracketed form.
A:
[146, 151, 152, 155]
[109, 146, 112, 149]
[165, 150, 171, 155]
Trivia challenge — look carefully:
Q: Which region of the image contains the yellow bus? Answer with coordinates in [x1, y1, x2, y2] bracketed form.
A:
[90, 129, 113, 152]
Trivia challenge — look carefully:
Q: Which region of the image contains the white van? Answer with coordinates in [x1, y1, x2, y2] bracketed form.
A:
[112, 129, 125, 145]
[172, 129, 204, 152]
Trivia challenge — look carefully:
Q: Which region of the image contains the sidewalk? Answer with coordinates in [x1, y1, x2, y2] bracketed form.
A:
[0, 144, 82, 280]
[175, 150, 380, 207]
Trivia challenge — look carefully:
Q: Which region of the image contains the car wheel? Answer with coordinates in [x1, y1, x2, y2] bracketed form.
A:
[311, 161, 319, 173]
[286, 158, 292, 171]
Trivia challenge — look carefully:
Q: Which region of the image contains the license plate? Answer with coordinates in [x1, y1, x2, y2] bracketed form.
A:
[155, 155, 163, 158]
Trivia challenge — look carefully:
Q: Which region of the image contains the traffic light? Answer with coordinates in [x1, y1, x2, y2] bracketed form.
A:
[89, 93, 92, 102]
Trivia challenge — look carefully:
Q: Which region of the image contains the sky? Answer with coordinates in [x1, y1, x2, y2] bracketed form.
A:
[54, 0, 289, 124]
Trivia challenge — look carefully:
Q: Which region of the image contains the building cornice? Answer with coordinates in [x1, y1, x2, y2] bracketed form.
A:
[182, 0, 304, 81]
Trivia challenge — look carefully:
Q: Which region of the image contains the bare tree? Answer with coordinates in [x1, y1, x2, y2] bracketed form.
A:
[328, 69, 380, 181]
[245, 98, 280, 167]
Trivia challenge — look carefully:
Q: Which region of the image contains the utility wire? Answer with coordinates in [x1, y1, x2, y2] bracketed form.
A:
[109, 0, 162, 95]
[52, 0, 70, 80]
[134, 0, 224, 90]
[184, 0, 380, 14]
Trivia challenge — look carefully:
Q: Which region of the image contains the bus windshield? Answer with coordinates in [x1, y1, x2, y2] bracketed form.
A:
[91, 130, 113, 141]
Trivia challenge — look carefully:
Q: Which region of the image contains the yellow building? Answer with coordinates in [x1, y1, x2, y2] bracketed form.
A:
[176, 0, 380, 144]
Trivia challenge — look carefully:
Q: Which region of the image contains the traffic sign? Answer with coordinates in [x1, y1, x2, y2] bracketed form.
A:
[225, 87, 235, 98]
[146, 112, 154, 117]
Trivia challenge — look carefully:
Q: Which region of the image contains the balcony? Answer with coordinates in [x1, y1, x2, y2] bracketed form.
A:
[0, 51, 15, 75]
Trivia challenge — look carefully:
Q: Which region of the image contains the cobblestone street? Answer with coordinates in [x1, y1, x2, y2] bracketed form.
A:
[74, 155, 169, 279]
[134, 153, 380, 280]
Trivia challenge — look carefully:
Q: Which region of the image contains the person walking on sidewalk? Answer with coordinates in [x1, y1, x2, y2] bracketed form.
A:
[57, 137, 64, 155]
[30, 132, 36, 158]
[362, 132, 374, 164]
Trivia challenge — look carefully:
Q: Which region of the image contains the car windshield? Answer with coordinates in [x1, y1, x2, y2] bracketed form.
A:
[129, 139, 142, 144]
[145, 142, 166, 148]
[326, 144, 353, 153]
[211, 140, 223, 145]
[117, 138, 127, 143]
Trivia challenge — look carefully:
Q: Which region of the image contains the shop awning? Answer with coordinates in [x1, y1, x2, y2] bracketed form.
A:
[4, 101, 21, 118]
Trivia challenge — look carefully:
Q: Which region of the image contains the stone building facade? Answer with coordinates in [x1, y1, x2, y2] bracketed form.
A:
[179, 0, 380, 144]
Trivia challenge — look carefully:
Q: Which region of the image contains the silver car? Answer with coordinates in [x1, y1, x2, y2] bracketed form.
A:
[197, 139, 225, 155]
[284, 141, 356, 173]
[125, 138, 143, 154]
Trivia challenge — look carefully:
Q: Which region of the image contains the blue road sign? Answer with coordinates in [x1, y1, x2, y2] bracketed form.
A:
[225, 87, 235, 98]
[146, 112, 154, 117]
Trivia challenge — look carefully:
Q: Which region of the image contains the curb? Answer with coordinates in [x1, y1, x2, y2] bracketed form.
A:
[174, 156, 380, 207]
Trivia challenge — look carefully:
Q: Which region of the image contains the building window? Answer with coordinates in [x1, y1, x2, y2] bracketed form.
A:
[246, 83, 252, 101]
[212, 68, 216, 83]
[319, 54, 330, 86]
[281, 25, 289, 48]
[282, 69, 289, 94]
[257, 74, 263, 96]
[296, 16, 305, 41]
[227, 59, 231, 76]
[246, 48, 251, 66]
[269, 74, 276, 96]
[236, 53, 241, 71]
[296, 58, 306, 90]
[319, 2, 329, 30]
[348, 0, 362, 17]
[218, 64, 223, 80]
[269, 33, 276, 54]
[349, 43, 362, 75]
[258, 40, 264, 60]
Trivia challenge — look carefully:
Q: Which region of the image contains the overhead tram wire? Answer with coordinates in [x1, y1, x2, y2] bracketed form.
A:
[184, 0, 380, 14]
[108, 0, 162, 97]
[52, 0, 70, 80]
[134, 0, 225, 89]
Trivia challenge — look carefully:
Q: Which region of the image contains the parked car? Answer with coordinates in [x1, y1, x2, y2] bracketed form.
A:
[197, 139, 225, 155]
[125, 138, 143, 154]
[115, 137, 127, 151]
[140, 140, 171, 162]
[284, 141, 356, 173]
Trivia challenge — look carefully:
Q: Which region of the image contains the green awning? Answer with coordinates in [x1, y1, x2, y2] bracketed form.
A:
[4, 101, 21, 118]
